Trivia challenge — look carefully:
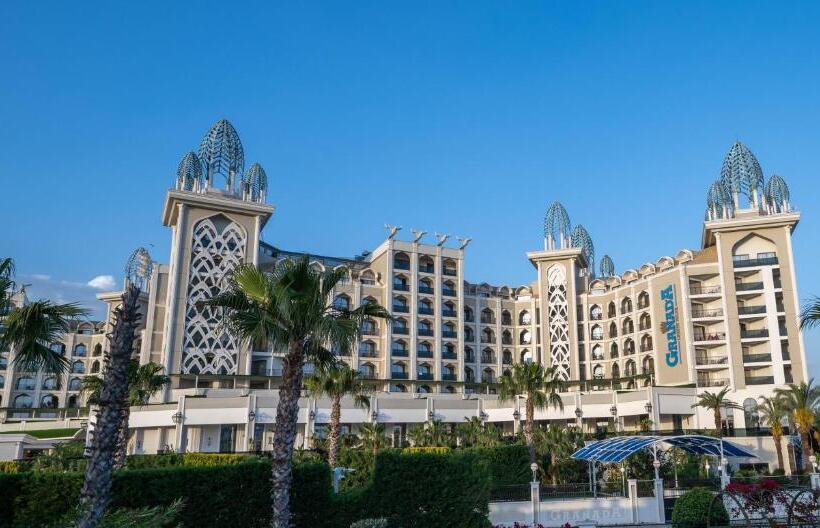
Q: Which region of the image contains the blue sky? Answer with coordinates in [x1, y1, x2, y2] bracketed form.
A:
[1, 2, 819, 373]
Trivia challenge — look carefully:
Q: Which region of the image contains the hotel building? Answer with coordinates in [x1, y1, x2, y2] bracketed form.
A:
[0, 121, 808, 469]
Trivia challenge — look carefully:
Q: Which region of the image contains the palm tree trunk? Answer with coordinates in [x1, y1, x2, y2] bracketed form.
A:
[327, 395, 341, 468]
[113, 406, 131, 469]
[271, 340, 306, 528]
[78, 286, 141, 528]
[550, 452, 558, 486]
[525, 396, 535, 464]
[714, 408, 722, 433]
[800, 428, 813, 471]
[772, 433, 784, 473]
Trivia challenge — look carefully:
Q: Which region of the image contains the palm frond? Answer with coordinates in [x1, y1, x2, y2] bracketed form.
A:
[801, 297, 820, 329]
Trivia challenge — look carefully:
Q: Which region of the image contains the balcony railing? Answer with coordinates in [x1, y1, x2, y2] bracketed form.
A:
[481, 377, 496, 384]
[501, 338, 513, 345]
[443, 268, 457, 276]
[442, 289, 457, 297]
[734, 256, 779, 268]
[361, 327, 379, 336]
[418, 329, 434, 337]
[590, 335, 603, 341]
[640, 345, 653, 352]
[441, 310, 457, 318]
[735, 281, 764, 291]
[745, 375, 775, 385]
[392, 327, 409, 335]
[693, 332, 726, 341]
[393, 283, 409, 292]
[741, 329, 769, 339]
[442, 373, 457, 381]
[464, 314, 474, 322]
[418, 286, 435, 295]
[442, 331, 458, 339]
[419, 265, 434, 274]
[692, 309, 724, 318]
[738, 306, 766, 315]
[442, 351, 458, 360]
[391, 349, 408, 357]
[359, 350, 378, 358]
[480, 316, 496, 324]
[358, 372, 379, 380]
[417, 350, 433, 358]
[394, 262, 410, 270]
[743, 353, 772, 363]
[481, 356, 496, 364]
[698, 378, 729, 387]
[392, 305, 409, 313]
[480, 337, 494, 344]
[696, 355, 728, 365]
[417, 372, 434, 380]
[391, 371, 409, 380]
[417, 307, 434, 316]
[590, 313, 602, 320]
[502, 356, 512, 365]
[690, 285, 721, 295]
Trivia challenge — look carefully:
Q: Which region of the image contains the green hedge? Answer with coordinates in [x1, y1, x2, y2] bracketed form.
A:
[468, 444, 530, 487]
[371, 450, 491, 528]
[124, 452, 259, 469]
[671, 487, 729, 528]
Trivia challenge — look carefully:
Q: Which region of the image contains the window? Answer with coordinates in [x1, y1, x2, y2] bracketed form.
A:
[519, 310, 531, 325]
[0, 375, 4, 389]
[393, 252, 410, 270]
[42, 376, 59, 390]
[608, 302, 616, 318]
[333, 294, 351, 311]
[593, 365, 604, 379]
[16, 376, 35, 390]
[74, 344, 87, 357]
[732, 254, 750, 263]
[591, 325, 603, 340]
[0, 354, 7, 370]
[13, 394, 33, 408]
[591, 345, 603, 361]
[41, 394, 58, 408]
[359, 363, 375, 378]
[590, 305, 602, 320]
[743, 398, 760, 430]
[68, 377, 82, 391]
[757, 252, 775, 259]
[360, 270, 376, 285]
[391, 340, 408, 355]
[501, 310, 512, 325]
[71, 361, 85, 374]
[359, 340, 376, 356]
[92, 344, 102, 356]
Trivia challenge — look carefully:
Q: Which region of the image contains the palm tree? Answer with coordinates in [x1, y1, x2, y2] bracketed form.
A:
[456, 416, 485, 447]
[775, 380, 820, 471]
[536, 425, 580, 485]
[407, 423, 429, 446]
[757, 395, 788, 473]
[78, 284, 142, 528]
[202, 259, 390, 528]
[358, 422, 388, 457]
[0, 258, 14, 315]
[82, 360, 169, 468]
[305, 362, 370, 468]
[498, 363, 564, 463]
[691, 387, 740, 433]
[800, 296, 820, 329]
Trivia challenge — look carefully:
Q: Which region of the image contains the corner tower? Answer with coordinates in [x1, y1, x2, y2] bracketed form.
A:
[160, 120, 274, 378]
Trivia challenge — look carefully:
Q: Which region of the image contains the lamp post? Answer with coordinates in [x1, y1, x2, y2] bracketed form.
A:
[529, 462, 540, 525]
[620, 465, 626, 497]
[610, 405, 618, 433]
[644, 401, 653, 431]
[575, 407, 583, 430]
[704, 459, 711, 478]
[810, 455, 820, 491]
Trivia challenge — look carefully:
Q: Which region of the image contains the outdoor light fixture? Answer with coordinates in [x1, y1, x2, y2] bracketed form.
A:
[513, 410, 520, 420]
[644, 402, 653, 414]
[811, 455, 818, 472]
[479, 411, 489, 421]
[427, 410, 434, 421]
[83, 445, 92, 458]
[371, 410, 379, 422]
[574, 407, 583, 418]
[171, 411, 183, 424]
[610, 405, 617, 416]
[530, 462, 538, 481]
[309, 410, 316, 420]
[248, 410, 256, 421]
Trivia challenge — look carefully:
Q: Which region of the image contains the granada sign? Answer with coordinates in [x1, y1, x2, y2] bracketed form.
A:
[660, 285, 680, 367]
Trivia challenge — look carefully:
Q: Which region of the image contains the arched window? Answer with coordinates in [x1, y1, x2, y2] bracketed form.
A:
[481, 308, 495, 324]
[391, 361, 407, 376]
[624, 338, 635, 355]
[609, 322, 617, 338]
[608, 302, 617, 318]
[465, 346, 475, 362]
[642, 357, 655, 375]
[333, 294, 351, 311]
[391, 339, 408, 356]
[442, 258, 457, 276]
[358, 363, 375, 378]
[464, 327, 475, 342]
[743, 398, 760, 430]
[418, 278, 434, 295]
[418, 298, 433, 314]
[591, 325, 603, 340]
[591, 344, 603, 361]
[593, 365, 604, 379]
[638, 291, 650, 309]
[360, 270, 376, 285]
[40, 394, 58, 408]
[624, 360, 637, 377]
[391, 384, 408, 393]
[501, 310, 512, 325]
[16, 376, 35, 390]
[91, 360, 101, 374]
[361, 319, 377, 334]
[359, 340, 376, 357]
[621, 297, 633, 313]
[590, 305, 602, 320]
[464, 367, 475, 382]
[622, 317, 634, 334]
[71, 361, 85, 374]
[481, 328, 494, 343]
[74, 344, 87, 357]
[464, 306, 474, 322]
[392, 317, 408, 334]
[417, 385, 431, 394]
[67, 395, 79, 408]
[442, 322, 456, 337]
[442, 364, 455, 377]
[13, 394, 33, 409]
[443, 385, 455, 394]
[417, 363, 432, 376]
[392, 274, 409, 291]
[393, 252, 410, 270]
[639, 313, 651, 331]
[418, 319, 432, 334]
[502, 330, 512, 345]
[502, 349, 512, 364]
[610, 343, 619, 358]
[641, 334, 653, 352]
[521, 349, 533, 363]
[93, 344, 102, 356]
[611, 363, 620, 379]
[42, 376, 59, 390]
[442, 280, 456, 296]
[519, 310, 531, 325]
[419, 255, 434, 273]
[481, 368, 495, 384]
[68, 377, 82, 391]
[519, 330, 531, 345]
[481, 348, 495, 363]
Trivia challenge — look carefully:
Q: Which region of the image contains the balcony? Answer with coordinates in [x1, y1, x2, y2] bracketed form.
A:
[359, 350, 378, 358]
[442, 351, 457, 360]
[481, 355, 496, 364]
[692, 309, 724, 318]
[743, 353, 772, 363]
[696, 355, 728, 366]
[361, 327, 379, 336]
[481, 376, 496, 384]
[391, 371, 409, 380]
[418, 329, 434, 337]
[418, 286, 435, 295]
[738, 306, 766, 316]
[698, 378, 729, 387]
[480, 337, 494, 344]
[418, 307, 434, 316]
[642, 368, 655, 376]
[693, 332, 726, 342]
[417, 350, 433, 359]
[393, 327, 409, 335]
[745, 375, 775, 385]
[392, 305, 409, 313]
[359, 372, 379, 380]
[735, 281, 764, 292]
[465, 355, 476, 363]
[442, 289, 457, 297]
[419, 265, 435, 274]
[442, 373, 457, 381]
[394, 261, 411, 271]
[392, 349, 408, 357]
[441, 331, 458, 339]
[393, 283, 409, 292]
[741, 329, 769, 339]
[590, 335, 603, 341]
[640, 345, 653, 352]
[464, 314, 475, 322]
[734, 256, 779, 268]
[637, 302, 649, 310]
[480, 316, 496, 325]
[442, 309, 457, 318]
[443, 268, 457, 276]
[417, 372, 434, 380]
[501, 337, 513, 345]
[690, 285, 721, 295]
[590, 313, 602, 320]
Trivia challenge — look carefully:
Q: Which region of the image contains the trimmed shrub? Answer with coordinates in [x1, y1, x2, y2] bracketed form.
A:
[371, 450, 491, 528]
[671, 487, 729, 528]
[469, 444, 530, 487]
[402, 446, 451, 454]
[350, 519, 389, 528]
[124, 452, 258, 469]
[0, 461, 25, 474]
[0, 473, 26, 528]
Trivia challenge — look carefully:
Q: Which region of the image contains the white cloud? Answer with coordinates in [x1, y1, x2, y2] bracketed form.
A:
[30, 273, 51, 281]
[87, 275, 117, 290]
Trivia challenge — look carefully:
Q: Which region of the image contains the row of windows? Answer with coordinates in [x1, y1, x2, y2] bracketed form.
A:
[12, 375, 85, 391]
[7, 393, 81, 409]
[588, 357, 655, 378]
[589, 292, 651, 320]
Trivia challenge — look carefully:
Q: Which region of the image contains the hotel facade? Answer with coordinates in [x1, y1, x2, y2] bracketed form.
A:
[0, 121, 808, 469]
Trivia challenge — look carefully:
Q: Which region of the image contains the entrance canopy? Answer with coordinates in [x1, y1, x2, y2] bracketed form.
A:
[571, 434, 757, 463]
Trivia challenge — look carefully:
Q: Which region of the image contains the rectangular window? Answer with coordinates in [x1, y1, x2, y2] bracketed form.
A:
[756, 252, 776, 259]
[732, 254, 750, 262]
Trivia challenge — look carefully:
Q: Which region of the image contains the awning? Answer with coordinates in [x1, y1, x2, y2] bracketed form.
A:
[571, 434, 757, 463]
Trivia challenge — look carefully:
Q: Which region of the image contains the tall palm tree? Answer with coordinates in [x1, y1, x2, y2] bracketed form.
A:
[775, 380, 820, 471]
[0, 257, 89, 374]
[202, 259, 390, 528]
[358, 422, 388, 457]
[498, 362, 564, 463]
[800, 296, 820, 329]
[757, 395, 788, 473]
[305, 361, 370, 468]
[536, 425, 581, 485]
[82, 360, 169, 468]
[78, 284, 142, 528]
[691, 387, 740, 433]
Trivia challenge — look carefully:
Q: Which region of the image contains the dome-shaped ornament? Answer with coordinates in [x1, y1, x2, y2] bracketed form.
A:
[705, 180, 734, 220]
[600, 255, 615, 278]
[176, 151, 202, 191]
[570, 224, 595, 274]
[720, 141, 764, 206]
[544, 201, 571, 250]
[764, 174, 790, 213]
[124, 247, 153, 292]
[198, 119, 245, 191]
[242, 162, 268, 202]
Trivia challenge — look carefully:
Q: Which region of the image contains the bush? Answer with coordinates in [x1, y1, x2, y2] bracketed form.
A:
[371, 450, 491, 528]
[124, 452, 258, 469]
[0, 473, 26, 528]
[0, 461, 25, 474]
[469, 444, 530, 487]
[350, 519, 389, 528]
[671, 487, 729, 528]
[402, 446, 451, 454]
